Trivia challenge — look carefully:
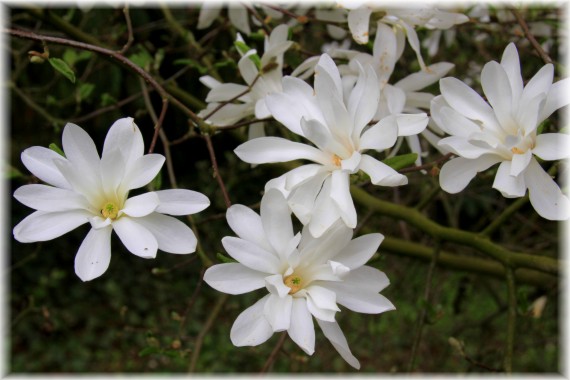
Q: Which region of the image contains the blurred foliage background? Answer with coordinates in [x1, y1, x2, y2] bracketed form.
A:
[7, 3, 564, 373]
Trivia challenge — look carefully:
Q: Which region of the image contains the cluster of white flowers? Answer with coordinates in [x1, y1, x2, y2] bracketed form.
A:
[12, 2, 568, 372]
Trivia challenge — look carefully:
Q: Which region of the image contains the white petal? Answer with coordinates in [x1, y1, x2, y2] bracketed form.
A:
[540, 78, 570, 122]
[61, 123, 101, 178]
[301, 221, 354, 266]
[197, 5, 220, 29]
[306, 285, 340, 312]
[206, 83, 249, 102]
[100, 148, 126, 195]
[53, 159, 103, 205]
[348, 64, 379, 135]
[284, 164, 325, 191]
[510, 150, 532, 177]
[308, 177, 341, 238]
[202, 102, 254, 126]
[342, 266, 390, 293]
[74, 226, 112, 282]
[288, 171, 330, 225]
[20, 146, 69, 188]
[226, 204, 272, 252]
[112, 217, 158, 258]
[516, 93, 545, 136]
[264, 293, 292, 332]
[500, 43, 524, 101]
[102, 117, 144, 170]
[135, 212, 197, 254]
[492, 161, 526, 198]
[204, 263, 266, 295]
[359, 116, 399, 151]
[13, 210, 90, 243]
[221, 236, 281, 273]
[394, 113, 429, 137]
[359, 154, 408, 186]
[89, 215, 112, 230]
[316, 319, 360, 369]
[234, 137, 329, 165]
[379, 84, 406, 116]
[330, 170, 357, 228]
[261, 189, 294, 258]
[154, 189, 210, 215]
[395, 62, 454, 92]
[121, 192, 159, 218]
[438, 136, 492, 159]
[228, 5, 251, 34]
[333, 233, 383, 269]
[301, 118, 351, 158]
[288, 298, 315, 355]
[315, 53, 344, 97]
[265, 274, 291, 298]
[372, 22, 397, 77]
[520, 64, 553, 110]
[348, 6, 371, 44]
[231, 295, 274, 347]
[306, 296, 337, 322]
[13, 184, 90, 212]
[327, 282, 395, 314]
[533, 133, 570, 160]
[439, 156, 501, 194]
[481, 61, 515, 129]
[238, 52, 259, 85]
[440, 77, 501, 133]
[341, 151, 361, 173]
[123, 154, 165, 191]
[525, 158, 570, 220]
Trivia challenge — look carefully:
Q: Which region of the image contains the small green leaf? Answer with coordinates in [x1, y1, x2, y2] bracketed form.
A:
[6, 164, 23, 179]
[49, 143, 66, 157]
[77, 82, 95, 102]
[100, 93, 117, 107]
[138, 347, 161, 357]
[248, 53, 262, 70]
[48, 57, 76, 83]
[129, 48, 153, 70]
[216, 252, 237, 264]
[382, 153, 418, 170]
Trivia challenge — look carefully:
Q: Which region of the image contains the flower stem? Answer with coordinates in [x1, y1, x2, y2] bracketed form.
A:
[260, 331, 288, 373]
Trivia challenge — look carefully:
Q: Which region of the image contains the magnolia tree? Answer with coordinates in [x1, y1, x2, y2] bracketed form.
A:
[7, 2, 568, 374]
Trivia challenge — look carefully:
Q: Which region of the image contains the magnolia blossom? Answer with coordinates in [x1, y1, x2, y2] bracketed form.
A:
[235, 53, 428, 237]
[198, 2, 251, 35]
[199, 24, 293, 139]
[204, 190, 394, 369]
[343, 4, 468, 70]
[13, 118, 210, 281]
[431, 43, 570, 220]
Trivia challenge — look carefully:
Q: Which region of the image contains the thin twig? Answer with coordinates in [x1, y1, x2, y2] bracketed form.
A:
[202, 73, 261, 122]
[215, 117, 271, 131]
[204, 134, 232, 208]
[260, 331, 288, 373]
[481, 195, 529, 237]
[511, 8, 553, 64]
[188, 293, 228, 372]
[178, 268, 206, 336]
[244, 3, 272, 34]
[503, 267, 517, 373]
[399, 153, 453, 174]
[407, 240, 441, 372]
[118, 5, 134, 54]
[148, 98, 168, 154]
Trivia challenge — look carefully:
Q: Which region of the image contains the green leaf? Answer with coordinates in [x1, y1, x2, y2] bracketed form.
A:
[173, 59, 208, 75]
[216, 252, 237, 264]
[48, 57, 76, 83]
[234, 40, 252, 56]
[382, 153, 418, 171]
[100, 93, 117, 107]
[138, 347, 161, 357]
[6, 164, 23, 179]
[77, 82, 95, 102]
[128, 48, 153, 70]
[49, 143, 66, 157]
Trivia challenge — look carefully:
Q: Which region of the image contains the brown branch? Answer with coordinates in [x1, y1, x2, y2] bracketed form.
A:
[148, 98, 168, 154]
[244, 3, 272, 34]
[204, 134, 232, 208]
[399, 153, 454, 174]
[511, 8, 553, 65]
[202, 73, 262, 122]
[118, 5, 134, 54]
[260, 331, 288, 373]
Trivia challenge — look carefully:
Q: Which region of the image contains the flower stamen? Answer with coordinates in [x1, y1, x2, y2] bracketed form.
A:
[284, 274, 303, 294]
[511, 147, 524, 155]
[101, 202, 119, 219]
[332, 154, 342, 167]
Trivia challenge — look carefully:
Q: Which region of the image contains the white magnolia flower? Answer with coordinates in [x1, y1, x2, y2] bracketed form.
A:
[13, 118, 210, 281]
[198, 1, 251, 35]
[431, 43, 570, 220]
[235, 53, 428, 237]
[199, 24, 293, 139]
[204, 189, 394, 369]
[344, 4, 468, 70]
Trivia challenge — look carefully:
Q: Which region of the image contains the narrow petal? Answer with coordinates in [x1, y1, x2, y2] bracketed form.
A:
[308, 177, 341, 238]
[74, 226, 112, 282]
[100, 148, 126, 196]
[395, 62, 454, 92]
[154, 189, 210, 215]
[264, 294, 292, 332]
[525, 158, 570, 220]
[330, 170, 357, 228]
[228, 5, 251, 34]
[301, 221, 354, 266]
[288, 298, 315, 355]
[121, 192, 159, 218]
[206, 83, 249, 102]
[306, 285, 340, 312]
[288, 171, 329, 225]
[301, 118, 351, 158]
[316, 319, 360, 369]
[261, 189, 294, 257]
[326, 283, 395, 314]
[102, 117, 144, 170]
[238, 52, 259, 85]
[13, 210, 90, 243]
[265, 274, 291, 298]
[222, 236, 281, 273]
[510, 150, 532, 177]
[500, 43, 523, 101]
[197, 4, 220, 29]
[204, 263, 266, 295]
[112, 217, 158, 258]
[13, 184, 90, 212]
[359, 116, 399, 151]
[533, 133, 570, 161]
[439, 156, 501, 194]
[438, 136, 492, 159]
[226, 204, 272, 252]
[332, 233, 383, 269]
[359, 155, 408, 186]
[231, 295, 274, 347]
[348, 6, 371, 44]
[20, 146, 69, 188]
[539, 78, 570, 122]
[122, 154, 165, 191]
[492, 161, 526, 198]
[235, 137, 329, 165]
[342, 266, 390, 293]
[348, 64, 379, 135]
[306, 295, 337, 322]
[394, 113, 429, 137]
[372, 22, 398, 77]
[440, 77, 501, 133]
[314, 70, 353, 144]
[135, 212, 197, 254]
[61, 123, 101, 178]
[520, 64, 553, 110]
[481, 61, 515, 129]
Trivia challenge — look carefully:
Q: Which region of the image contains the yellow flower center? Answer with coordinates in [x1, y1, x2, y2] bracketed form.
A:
[511, 147, 525, 155]
[284, 274, 303, 294]
[101, 202, 119, 219]
[332, 154, 342, 167]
